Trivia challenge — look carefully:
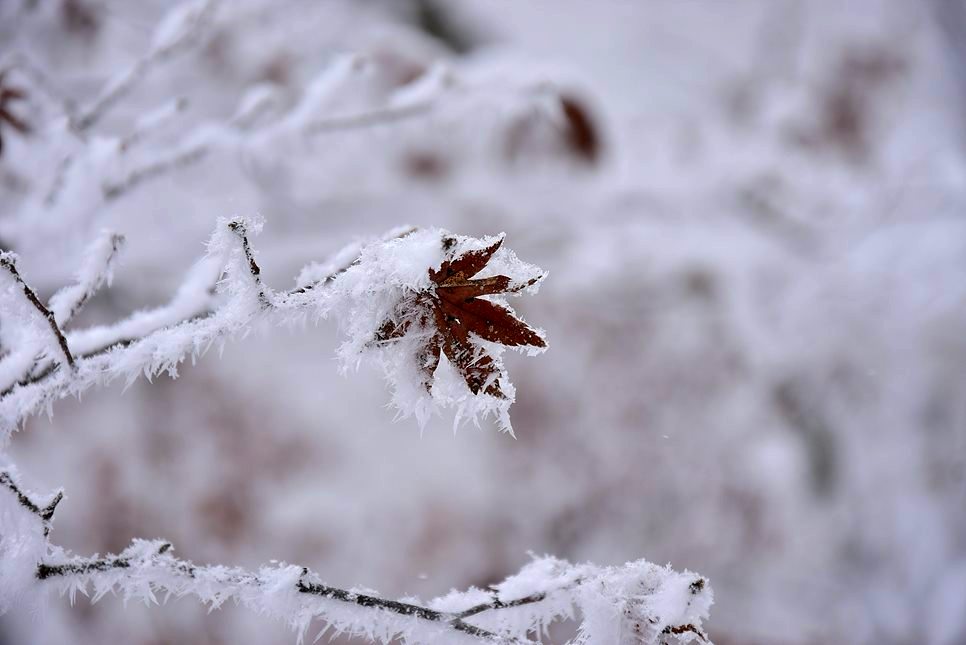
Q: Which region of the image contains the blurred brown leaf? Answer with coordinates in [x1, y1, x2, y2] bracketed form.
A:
[0, 71, 32, 157]
[559, 94, 600, 163]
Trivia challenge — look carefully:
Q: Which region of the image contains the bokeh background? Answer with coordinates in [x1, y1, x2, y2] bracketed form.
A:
[2, 1, 966, 643]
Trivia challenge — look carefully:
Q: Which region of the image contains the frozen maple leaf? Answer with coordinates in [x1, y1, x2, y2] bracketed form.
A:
[0, 72, 31, 157]
[374, 234, 545, 398]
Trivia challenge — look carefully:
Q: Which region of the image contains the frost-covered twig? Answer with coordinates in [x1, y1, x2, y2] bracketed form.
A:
[0, 254, 76, 370]
[0, 219, 417, 436]
[0, 218, 550, 435]
[27, 49, 563, 222]
[0, 467, 712, 644]
[302, 99, 435, 135]
[50, 97, 190, 205]
[43, 152, 76, 207]
[101, 139, 209, 201]
[33, 542, 513, 643]
[47, 230, 125, 328]
[1, 231, 125, 395]
[100, 95, 436, 203]
[98, 64, 561, 205]
[118, 97, 190, 152]
[99, 98, 434, 203]
[72, 0, 217, 132]
[455, 591, 550, 619]
[0, 470, 62, 536]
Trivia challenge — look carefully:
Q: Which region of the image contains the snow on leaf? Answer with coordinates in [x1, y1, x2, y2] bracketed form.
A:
[377, 234, 545, 398]
[328, 229, 547, 432]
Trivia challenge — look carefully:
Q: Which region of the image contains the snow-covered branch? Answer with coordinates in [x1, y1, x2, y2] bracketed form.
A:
[4, 0, 591, 276]
[72, 0, 218, 132]
[47, 230, 125, 328]
[0, 467, 712, 644]
[0, 215, 550, 437]
[0, 218, 394, 435]
[0, 470, 61, 536]
[98, 94, 436, 203]
[0, 253, 76, 370]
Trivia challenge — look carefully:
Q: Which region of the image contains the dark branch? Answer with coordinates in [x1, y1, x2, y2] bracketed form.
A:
[12, 468, 519, 643]
[0, 256, 75, 369]
[0, 470, 62, 536]
[456, 591, 548, 619]
[298, 576, 510, 640]
[226, 219, 271, 308]
[33, 543, 524, 643]
[37, 557, 130, 580]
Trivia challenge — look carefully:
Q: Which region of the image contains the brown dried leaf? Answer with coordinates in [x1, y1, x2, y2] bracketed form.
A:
[376, 235, 545, 397]
[439, 297, 544, 347]
[430, 236, 503, 283]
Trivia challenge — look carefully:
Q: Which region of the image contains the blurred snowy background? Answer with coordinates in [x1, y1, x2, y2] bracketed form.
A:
[2, 0, 966, 643]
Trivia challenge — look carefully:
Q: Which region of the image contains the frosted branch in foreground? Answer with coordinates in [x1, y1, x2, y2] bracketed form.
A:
[47, 230, 125, 328]
[0, 467, 713, 644]
[0, 253, 76, 370]
[0, 217, 545, 438]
